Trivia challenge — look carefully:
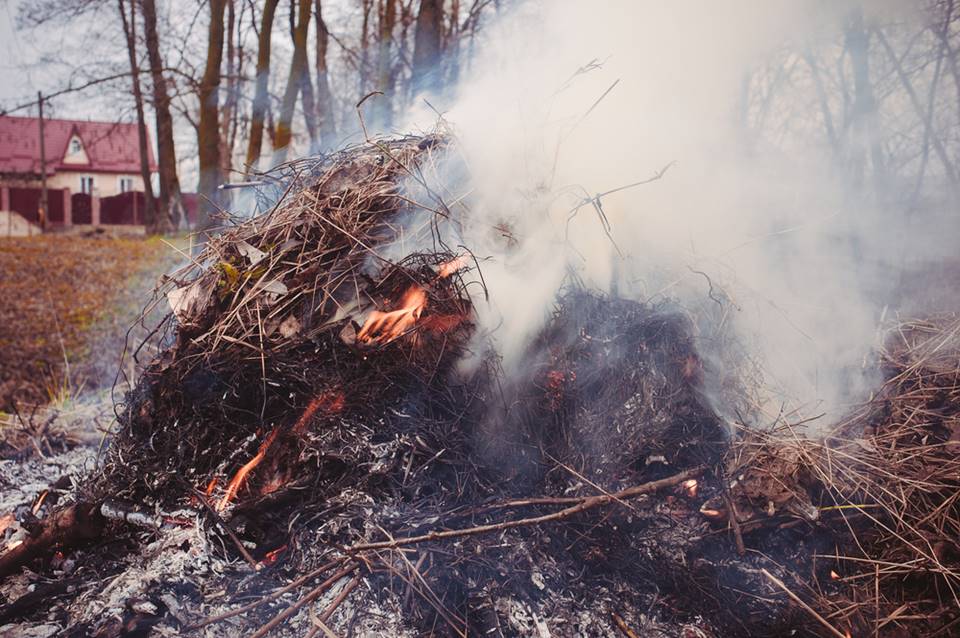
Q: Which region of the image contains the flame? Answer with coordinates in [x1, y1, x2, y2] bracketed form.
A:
[355, 256, 468, 347]
[204, 478, 219, 497]
[682, 479, 699, 498]
[830, 570, 841, 580]
[437, 255, 468, 278]
[293, 390, 346, 434]
[261, 544, 288, 566]
[357, 285, 428, 346]
[217, 427, 280, 512]
[0, 513, 14, 536]
[31, 490, 48, 515]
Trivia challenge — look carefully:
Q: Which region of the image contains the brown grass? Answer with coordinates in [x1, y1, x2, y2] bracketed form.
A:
[0, 234, 178, 410]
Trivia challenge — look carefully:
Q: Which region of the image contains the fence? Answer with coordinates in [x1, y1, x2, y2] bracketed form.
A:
[3, 185, 201, 229]
[8, 187, 65, 225]
[2, 186, 159, 227]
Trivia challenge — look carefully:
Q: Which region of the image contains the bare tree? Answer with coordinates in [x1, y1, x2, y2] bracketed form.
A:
[843, 8, 886, 198]
[273, 0, 312, 164]
[245, 0, 281, 173]
[411, 0, 443, 96]
[117, 0, 161, 233]
[314, 0, 336, 149]
[141, 0, 184, 230]
[197, 0, 228, 232]
[371, 0, 397, 130]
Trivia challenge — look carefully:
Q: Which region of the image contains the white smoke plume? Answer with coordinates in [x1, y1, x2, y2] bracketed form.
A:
[390, 0, 949, 428]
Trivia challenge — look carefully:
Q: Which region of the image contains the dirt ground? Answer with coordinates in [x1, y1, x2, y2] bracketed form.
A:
[0, 234, 184, 411]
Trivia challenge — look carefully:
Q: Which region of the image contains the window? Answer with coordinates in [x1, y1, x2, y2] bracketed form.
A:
[80, 176, 94, 194]
[119, 177, 134, 193]
[69, 139, 82, 155]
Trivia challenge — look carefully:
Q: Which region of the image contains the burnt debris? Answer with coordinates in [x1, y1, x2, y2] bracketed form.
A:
[1, 135, 958, 638]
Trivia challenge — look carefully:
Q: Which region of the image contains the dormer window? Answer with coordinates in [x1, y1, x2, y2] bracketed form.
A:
[70, 139, 82, 154]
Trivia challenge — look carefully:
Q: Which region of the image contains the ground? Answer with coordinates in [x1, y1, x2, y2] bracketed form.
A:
[0, 233, 183, 411]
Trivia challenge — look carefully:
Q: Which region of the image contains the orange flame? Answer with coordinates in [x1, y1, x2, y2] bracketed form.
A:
[261, 544, 288, 566]
[356, 256, 467, 347]
[357, 285, 428, 346]
[682, 479, 699, 498]
[204, 477, 219, 497]
[217, 427, 280, 512]
[0, 513, 13, 536]
[31, 491, 48, 516]
[293, 390, 346, 434]
[437, 255, 468, 278]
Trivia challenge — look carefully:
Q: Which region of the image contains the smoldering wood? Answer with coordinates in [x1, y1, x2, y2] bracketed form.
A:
[1, 135, 958, 637]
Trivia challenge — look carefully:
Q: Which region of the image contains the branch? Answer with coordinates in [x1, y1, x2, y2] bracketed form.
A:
[346, 467, 704, 553]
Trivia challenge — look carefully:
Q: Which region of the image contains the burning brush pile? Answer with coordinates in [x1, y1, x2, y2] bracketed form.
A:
[1, 134, 959, 637]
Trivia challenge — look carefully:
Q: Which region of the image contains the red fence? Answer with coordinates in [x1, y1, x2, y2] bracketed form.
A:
[101, 192, 147, 225]
[9, 187, 64, 224]
[5, 186, 199, 227]
[71, 193, 92, 224]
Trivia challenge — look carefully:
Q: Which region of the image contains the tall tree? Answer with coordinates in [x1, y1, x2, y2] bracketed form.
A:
[272, 0, 312, 164]
[843, 8, 886, 198]
[197, 0, 228, 232]
[117, 0, 161, 233]
[411, 0, 444, 96]
[245, 0, 281, 173]
[219, 0, 237, 178]
[314, 0, 336, 148]
[359, 0, 373, 96]
[371, 0, 397, 130]
[141, 0, 184, 230]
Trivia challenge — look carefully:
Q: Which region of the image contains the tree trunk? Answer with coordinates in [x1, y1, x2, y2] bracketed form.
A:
[219, 0, 237, 180]
[272, 0, 312, 164]
[359, 0, 373, 95]
[197, 0, 227, 233]
[844, 8, 886, 199]
[315, 0, 336, 149]
[300, 55, 319, 152]
[245, 0, 281, 173]
[372, 0, 397, 130]
[118, 0, 161, 234]
[803, 51, 838, 154]
[411, 0, 443, 97]
[142, 0, 183, 230]
[939, 0, 960, 132]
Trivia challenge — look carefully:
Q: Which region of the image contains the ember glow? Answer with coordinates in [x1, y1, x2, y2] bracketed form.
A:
[217, 427, 280, 512]
[357, 285, 428, 346]
[31, 490, 48, 515]
[436, 255, 468, 278]
[292, 390, 346, 434]
[356, 256, 468, 347]
[682, 479, 699, 498]
[261, 544, 288, 567]
[0, 513, 13, 536]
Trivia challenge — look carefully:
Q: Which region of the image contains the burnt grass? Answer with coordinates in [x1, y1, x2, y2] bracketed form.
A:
[5, 137, 955, 636]
[88, 285, 823, 636]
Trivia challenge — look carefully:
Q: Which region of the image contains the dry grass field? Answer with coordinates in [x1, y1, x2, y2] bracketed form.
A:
[0, 234, 181, 410]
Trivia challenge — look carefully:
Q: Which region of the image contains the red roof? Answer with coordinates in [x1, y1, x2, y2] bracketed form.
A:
[0, 115, 157, 176]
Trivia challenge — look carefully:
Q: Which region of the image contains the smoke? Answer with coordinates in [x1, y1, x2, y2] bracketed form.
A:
[392, 0, 948, 428]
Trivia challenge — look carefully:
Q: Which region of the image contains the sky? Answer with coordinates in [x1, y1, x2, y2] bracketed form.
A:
[0, 0, 38, 111]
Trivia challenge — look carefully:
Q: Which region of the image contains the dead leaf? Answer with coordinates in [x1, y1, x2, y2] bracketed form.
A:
[237, 241, 267, 266]
[279, 315, 301, 339]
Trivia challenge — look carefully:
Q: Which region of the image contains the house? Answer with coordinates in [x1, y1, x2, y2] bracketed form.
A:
[0, 114, 156, 230]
